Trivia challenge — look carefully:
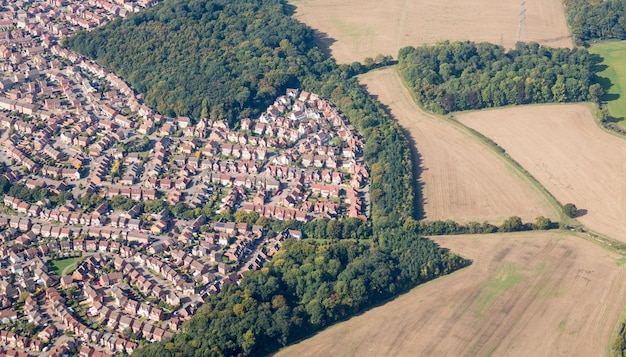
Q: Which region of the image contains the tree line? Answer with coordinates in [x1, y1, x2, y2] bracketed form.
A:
[397, 41, 597, 113]
[403, 216, 555, 236]
[0, 179, 73, 208]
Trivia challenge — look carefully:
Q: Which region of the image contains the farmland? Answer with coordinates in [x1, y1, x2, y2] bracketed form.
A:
[590, 41, 626, 125]
[458, 104, 626, 244]
[289, 0, 572, 63]
[277, 232, 626, 356]
[359, 68, 557, 224]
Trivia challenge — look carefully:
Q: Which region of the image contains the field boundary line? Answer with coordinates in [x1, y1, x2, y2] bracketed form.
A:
[391, 66, 560, 221]
[449, 112, 626, 254]
[390, 65, 626, 254]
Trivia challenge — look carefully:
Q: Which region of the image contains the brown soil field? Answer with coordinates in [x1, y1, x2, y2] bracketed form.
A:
[277, 232, 626, 356]
[359, 68, 557, 224]
[289, 0, 572, 64]
[458, 104, 626, 243]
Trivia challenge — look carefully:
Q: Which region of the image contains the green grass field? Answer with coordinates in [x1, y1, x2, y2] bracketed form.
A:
[590, 41, 626, 126]
[50, 257, 81, 276]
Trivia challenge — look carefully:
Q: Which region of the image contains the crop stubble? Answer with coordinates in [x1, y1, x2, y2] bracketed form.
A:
[459, 104, 626, 244]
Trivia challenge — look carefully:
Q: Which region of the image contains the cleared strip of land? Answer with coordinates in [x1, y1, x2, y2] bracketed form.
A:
[289, 0, 572, 64]
[458, 104, 626, 243]
[359, 68, 557, 224]
[277, 232, 626, 356]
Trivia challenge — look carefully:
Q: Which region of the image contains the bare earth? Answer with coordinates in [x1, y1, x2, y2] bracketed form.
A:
[277, 232, 626, 357]
[359, 68, 557, 224]
[458, 104, 626, 243]
[289, 0, 572, 64]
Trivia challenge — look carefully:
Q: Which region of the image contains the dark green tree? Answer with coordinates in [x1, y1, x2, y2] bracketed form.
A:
[534, 216, 552, 230]
[563, 203, 578, 218]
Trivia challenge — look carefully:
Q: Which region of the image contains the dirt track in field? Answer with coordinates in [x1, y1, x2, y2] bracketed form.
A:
[277, 232, 626, 357]
[289, 0, 572, 64]
[359, 68, 557, 224]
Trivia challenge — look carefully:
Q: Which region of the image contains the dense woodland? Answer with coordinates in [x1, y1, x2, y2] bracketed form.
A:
[397, 41, 597, 113]
[65, 0, 320, 123]
[565, 0, 626, 43]
[64, 0, 470, 356]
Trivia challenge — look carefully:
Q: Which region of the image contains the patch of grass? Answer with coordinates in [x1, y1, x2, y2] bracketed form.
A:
[616, 257, 626, 267]
[331, 17, 374, 42]
[559, 319, 567, 334]
[473, 262, 526, 318]
[590, 41, 626, 127]
[50, 257, 81, 276]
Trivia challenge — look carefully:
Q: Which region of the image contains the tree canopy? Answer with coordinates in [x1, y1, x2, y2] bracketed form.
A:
[565, 0, 626, 43]
[65, 0, 321, 123]
[397, 41, 595, 113]
[563, 203, 578, 218]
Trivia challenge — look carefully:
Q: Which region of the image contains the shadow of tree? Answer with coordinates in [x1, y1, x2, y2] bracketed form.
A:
[574, 208, 588, 218]
[591, 53, 622, 122]
[284, 2, 338, 59]
[311, 29, 337, 60]
[283, 2, 297, 16]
